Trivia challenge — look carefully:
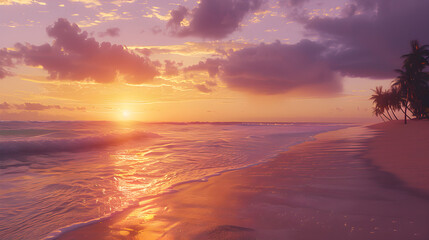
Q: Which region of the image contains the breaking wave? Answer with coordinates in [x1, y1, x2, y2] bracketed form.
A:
[0, 131, 159, 156]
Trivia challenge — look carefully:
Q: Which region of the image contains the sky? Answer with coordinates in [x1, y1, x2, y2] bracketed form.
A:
[0, 0, 428, 122]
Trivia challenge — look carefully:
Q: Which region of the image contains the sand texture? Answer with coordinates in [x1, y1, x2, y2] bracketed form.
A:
[368, 120, 429, 194]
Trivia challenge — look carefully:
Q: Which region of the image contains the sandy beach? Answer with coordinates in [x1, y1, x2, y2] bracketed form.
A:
[56, 124, 429, 240]
[367, 120, 429, 194]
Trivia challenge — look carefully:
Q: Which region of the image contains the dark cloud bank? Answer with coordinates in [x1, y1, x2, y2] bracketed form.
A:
[183, 0, 429, 95]
[305, 0, 429, 79]
[221, 40, 341, 95]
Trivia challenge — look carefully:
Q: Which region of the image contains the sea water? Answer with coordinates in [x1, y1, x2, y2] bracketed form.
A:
[0, 121, 347, 240]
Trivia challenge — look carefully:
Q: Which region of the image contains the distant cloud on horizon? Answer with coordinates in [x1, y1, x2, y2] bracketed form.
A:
[0, 101, 86, 111]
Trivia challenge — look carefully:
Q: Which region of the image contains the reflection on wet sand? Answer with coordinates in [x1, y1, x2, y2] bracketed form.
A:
[58, 127, 429, 240]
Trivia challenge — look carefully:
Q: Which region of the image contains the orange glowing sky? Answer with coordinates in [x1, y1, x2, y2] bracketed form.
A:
[1, 0, 425, 122]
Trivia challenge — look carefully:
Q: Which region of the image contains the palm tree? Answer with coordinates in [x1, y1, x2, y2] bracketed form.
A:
[393, 40, 429, 124]
[373, 107, 387, 122]
[372, 40, 429, 123]
[386, 89, 399, 120]
[401, 40, 429, 73]
[390, 85, 411, 120]
[370, 86, 392, 121]
[392, 69, 411, 123]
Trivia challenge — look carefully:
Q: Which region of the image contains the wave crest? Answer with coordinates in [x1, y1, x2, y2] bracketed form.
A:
[0, 131, 159, 156]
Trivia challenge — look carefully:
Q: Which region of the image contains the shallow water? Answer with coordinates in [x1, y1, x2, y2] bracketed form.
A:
[57, 126, 429, 240]
[0, 121, 345, 240]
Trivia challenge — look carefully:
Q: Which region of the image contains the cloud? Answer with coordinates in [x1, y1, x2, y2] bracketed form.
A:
[194, 84, 212, 93]
[167, 5, 188, 29]
[164, 60, 181, 76]
[168, 0, 264, 39]
[184, 58, 224, 77]
[0, 102, 11, 110]
[279, 0, 309, 7]
[0, 49, 14, 79]
[220, 40, 341, 95]
[98, 27, 120, 37]
[151, 26, 162, 35]
[68, 0, 135, 7]
[14, 18, 159, 84]
[205, 80, 217, 87]
[304, 0, 429, 79]
[132, 41, 252, 57]
[1, 102, 87, 111]
[0, 0, 45, 5]
[15, 102, 60, 111]
[215, 0, 429, 95]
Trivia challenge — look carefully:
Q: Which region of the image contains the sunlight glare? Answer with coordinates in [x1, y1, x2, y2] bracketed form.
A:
[122, 110, 130, 119]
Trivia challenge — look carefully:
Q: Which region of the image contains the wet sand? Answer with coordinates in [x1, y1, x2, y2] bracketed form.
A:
[367, 120, 429, 194]
[56, 125, 429, 240]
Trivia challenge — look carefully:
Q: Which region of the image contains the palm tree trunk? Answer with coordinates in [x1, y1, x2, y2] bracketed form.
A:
[386, 109, 394, 121]
[400, 107, 412, 119]
[382, 113, 391, 121]
[405, 101, 408, 124]
[405, 90, 410, 124]
[407, 107, 415, 116]
[390, 107, 399, 120]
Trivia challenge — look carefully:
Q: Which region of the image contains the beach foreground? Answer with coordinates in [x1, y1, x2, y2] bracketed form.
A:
[57, 124, 429, 240]
[368, 120, 429, 194]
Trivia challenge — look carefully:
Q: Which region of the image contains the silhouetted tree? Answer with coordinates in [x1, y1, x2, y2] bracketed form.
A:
[404, 41, 429, 119]
[389, 40, 429, 124]
[386, 88, 399, 120]
[370, 86, 392, 121]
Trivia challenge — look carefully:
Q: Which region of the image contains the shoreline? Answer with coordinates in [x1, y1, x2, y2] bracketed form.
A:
[44, 125, 349, 240]
[56, 124, 429, 240]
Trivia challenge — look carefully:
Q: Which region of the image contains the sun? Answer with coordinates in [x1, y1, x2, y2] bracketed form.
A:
[122, 110, 130, 119]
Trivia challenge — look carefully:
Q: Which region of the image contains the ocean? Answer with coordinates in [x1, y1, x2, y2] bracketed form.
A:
[0, 121, 348, 240]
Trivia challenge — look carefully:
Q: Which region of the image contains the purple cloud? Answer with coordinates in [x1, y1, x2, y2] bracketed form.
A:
[98, 27, 120, 37]
[0, 49, 14, 79]
[14, 18, 159, 84]
[151, 26, 162, 35]
[280, 0, 309, 7]
[214, 0, 429, 95]
[137, 48, 152, 56]
[0, 102, 11, 110]
[15, 103, 61, 111]
[168, 0, 264, 39]
[10, 102, 85, 111]
[205, 80, 217, 87]
[194, 84, 213, 93]
[167, 6, 188, 30]
[220, 40, 341, 95]
[164, 60, 181, 76]
[184, 58, 224, 77]
[304, 0, 429, 79]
